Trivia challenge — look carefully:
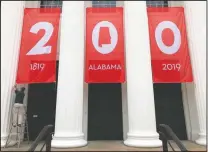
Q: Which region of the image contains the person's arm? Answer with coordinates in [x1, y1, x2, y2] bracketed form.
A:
[13, 85, 19, 93]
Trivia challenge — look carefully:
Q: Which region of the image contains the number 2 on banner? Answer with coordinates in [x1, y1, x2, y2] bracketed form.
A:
[26, 22, 54, 56]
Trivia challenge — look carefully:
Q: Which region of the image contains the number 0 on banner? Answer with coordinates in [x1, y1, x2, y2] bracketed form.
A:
[147, 7, 193, 83]
[16, 8, 61, 84]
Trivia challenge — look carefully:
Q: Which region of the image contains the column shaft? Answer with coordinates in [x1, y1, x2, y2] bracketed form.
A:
[1, 1, 25, 147]
[124, 1, 162, 147]
[183, 1, 206, 146]
[51, 1, 87, 148]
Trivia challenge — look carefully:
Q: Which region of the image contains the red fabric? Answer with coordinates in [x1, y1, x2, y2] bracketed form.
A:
[147, 7, 193, 83]
[16, 8, 61, 84]
[85, 7, 125, 83]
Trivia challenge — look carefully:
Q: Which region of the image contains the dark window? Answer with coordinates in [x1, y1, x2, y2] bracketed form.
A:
[92, 1, 116, 8]
[146, 1, 168, 7]
[40, 0, 62, 8]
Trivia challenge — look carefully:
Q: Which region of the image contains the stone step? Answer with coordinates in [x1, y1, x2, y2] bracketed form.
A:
[1, 140, 206, 151]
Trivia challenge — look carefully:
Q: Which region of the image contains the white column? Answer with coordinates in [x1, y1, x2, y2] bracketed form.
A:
[183, 2, 206, 146]
[1, 1, 25, 147]
[51, 1, 87, 148]
[124, 1, 162, 147]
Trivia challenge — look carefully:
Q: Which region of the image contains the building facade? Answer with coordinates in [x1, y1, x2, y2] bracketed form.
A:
[1, 1, 206, 148]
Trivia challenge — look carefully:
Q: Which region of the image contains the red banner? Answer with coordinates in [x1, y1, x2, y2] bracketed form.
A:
[16, 8, 61, 84]
[85, 8, 125, 83]
[147, 7, 193, 83]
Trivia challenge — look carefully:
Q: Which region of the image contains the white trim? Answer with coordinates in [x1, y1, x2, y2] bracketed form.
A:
[83, 1, 91, 142]
[122, 83, 128, 140]
[182, 83, 201, 141]
[83, 83, 88, 141]
[181, 84, 192, 140]
[117, 1, 124, 7]
[121, 0, 128, 139]
[25, 1, 40, 8]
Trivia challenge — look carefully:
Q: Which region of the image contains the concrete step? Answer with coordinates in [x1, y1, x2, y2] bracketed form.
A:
[1, 140, 206, 151]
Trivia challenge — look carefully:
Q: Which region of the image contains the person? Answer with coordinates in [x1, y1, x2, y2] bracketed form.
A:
[14, 85, 25, 104]
[12, 85, 26, 127]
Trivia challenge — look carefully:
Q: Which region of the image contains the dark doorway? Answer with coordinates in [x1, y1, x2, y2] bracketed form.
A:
[27, 62, 59, 140]
[88, 83, 123, 140]
[153, 83, 187, 140]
